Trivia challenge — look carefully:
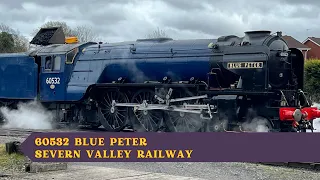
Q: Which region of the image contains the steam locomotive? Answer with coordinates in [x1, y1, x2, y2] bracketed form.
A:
[0, 27, 319, 132]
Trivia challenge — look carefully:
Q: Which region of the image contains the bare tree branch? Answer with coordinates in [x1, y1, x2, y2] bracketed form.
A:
[146, 27, 169, 39]
[72, 25, 99, 42]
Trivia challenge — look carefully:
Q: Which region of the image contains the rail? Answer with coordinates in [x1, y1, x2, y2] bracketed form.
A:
[259, 162, 320, 171]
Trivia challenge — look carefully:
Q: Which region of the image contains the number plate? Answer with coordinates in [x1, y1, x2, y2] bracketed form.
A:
[46, 77, 60, 84]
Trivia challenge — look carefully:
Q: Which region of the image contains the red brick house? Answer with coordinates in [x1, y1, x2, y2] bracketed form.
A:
[302, 37, 320, 59]
[282, 35, 311, 60]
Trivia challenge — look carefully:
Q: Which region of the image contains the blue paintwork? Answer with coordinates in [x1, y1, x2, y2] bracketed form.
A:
[37, 43, 92, 102]
[66, 39, 217, 101]
[0, 53, 38, 99]
[39, 54, 66, 101]
[0, 39, 217, 102]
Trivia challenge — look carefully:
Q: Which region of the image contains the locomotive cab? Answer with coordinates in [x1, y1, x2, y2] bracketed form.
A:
[38, 47, 78, 101]
[28, 27, 89, 101]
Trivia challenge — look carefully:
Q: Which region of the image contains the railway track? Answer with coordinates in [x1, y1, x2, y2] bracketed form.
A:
[0, 125, 134, 138]
[259, 162, 320, 171]
[0, 128, 42, 137]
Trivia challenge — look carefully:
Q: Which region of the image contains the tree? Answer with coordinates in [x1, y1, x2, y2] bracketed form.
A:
[12, 34, 29, 52]
[146, 27, 169, 39]
[72, 25, 98, 42]
[0, 32, 14, 53]
[32, 21, 98, 43]
[0, 23, 29, 53]
[304, 59, 320, 102]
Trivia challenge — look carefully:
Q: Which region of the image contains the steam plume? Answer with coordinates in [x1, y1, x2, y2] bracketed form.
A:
[240, 117, 270, 132]
[311, 103, 320, 132]
[0, 100, 54, 130]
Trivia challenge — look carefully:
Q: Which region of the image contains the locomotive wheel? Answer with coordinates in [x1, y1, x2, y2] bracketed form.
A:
[130, 89, 164, 132]
[164, 90, 205, 132]
[205, 115, 228, 132]
[98, 89, 129, 132]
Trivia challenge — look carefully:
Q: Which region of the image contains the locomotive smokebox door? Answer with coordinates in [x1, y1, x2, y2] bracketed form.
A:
[30, 27, 65, 46]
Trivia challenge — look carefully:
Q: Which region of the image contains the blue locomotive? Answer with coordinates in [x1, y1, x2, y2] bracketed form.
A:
[1, 27, 319, 133]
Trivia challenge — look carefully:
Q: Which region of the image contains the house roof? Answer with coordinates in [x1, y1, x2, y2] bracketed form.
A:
[282, 35, 310, 49]
[302, 37, 320, 47]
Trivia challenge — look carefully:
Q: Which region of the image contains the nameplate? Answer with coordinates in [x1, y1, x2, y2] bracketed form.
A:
[227, 62, 263, 69]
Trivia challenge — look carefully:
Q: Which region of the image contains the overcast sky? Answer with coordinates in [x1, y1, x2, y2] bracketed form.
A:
[0, 0, 319, 43]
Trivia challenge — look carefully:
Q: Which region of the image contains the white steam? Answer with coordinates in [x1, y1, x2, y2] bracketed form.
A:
[311, 102, 320, 132]
[117, 49, 149, 83]
[0, 100, 55, 130]
[240, 117, 270, 132]
[127, 61, 148, 83]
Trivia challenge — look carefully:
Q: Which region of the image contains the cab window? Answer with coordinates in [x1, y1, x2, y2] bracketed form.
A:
[45, 56, 52, 70]
[53, 56, 61, 71]
[44, 55, 61, 71]
[66, 48, 79, 64]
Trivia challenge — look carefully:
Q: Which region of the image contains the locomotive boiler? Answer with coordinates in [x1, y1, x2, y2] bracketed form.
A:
[0, 27, 319, 133]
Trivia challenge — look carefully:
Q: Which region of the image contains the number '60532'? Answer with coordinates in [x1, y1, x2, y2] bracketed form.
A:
[46, 77, 60, 84]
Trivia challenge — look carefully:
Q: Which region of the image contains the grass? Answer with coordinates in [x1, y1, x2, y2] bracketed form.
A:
[0, 144, 26, 173]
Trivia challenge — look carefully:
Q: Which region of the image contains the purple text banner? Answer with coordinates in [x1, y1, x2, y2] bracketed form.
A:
[20, 132, 320, 162]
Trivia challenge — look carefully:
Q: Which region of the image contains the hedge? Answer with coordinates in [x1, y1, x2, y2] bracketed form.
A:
[304, 59, 320, 102]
